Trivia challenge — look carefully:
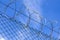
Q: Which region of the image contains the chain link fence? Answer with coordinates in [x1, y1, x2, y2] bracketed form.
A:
[0, 0, 60, 40]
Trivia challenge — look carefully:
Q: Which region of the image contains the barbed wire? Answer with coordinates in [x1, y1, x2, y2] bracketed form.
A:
[0, 0, 60, 40]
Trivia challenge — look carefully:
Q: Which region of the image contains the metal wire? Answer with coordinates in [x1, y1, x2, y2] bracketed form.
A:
[0, 0, 60, 40]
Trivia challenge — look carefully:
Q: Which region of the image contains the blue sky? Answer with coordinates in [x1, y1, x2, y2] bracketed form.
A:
[0, 0, 60, 40]
[42, 0, 60, 21]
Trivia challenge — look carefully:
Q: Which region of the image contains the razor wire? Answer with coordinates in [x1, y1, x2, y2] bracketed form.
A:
[0, 0, 60, 40]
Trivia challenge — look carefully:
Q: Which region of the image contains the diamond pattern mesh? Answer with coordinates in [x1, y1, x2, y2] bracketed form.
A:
[0, 0, 60, 40]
